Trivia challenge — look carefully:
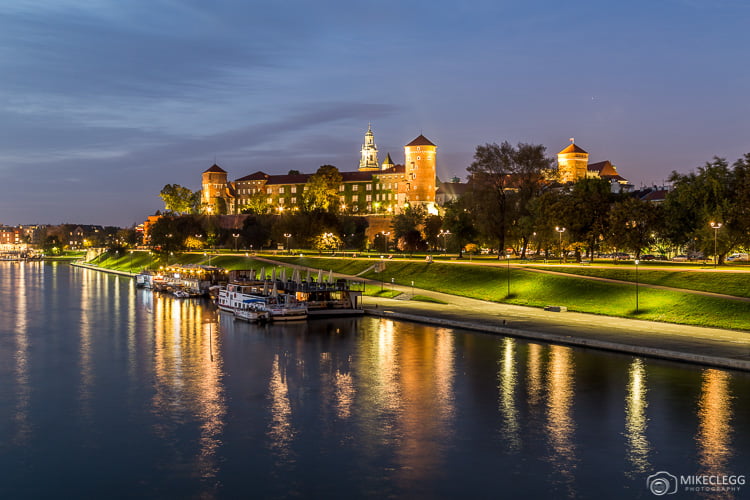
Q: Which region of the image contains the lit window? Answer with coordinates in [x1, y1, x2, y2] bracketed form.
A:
[279, 187, 285, 194]
[366, 184, 372, 191]
[352, 185, 358, 191]
[291, 186, 297, 193]
[352, 195, 359, 202]
[339, 185, 345, 192]
[366, 194, 371, 202]
[291, 197, 297, 204]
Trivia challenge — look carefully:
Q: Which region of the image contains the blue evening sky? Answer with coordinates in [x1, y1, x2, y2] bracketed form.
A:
[1, 0, 748, 226]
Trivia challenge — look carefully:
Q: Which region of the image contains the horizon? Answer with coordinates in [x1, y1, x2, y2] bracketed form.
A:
[1, 0, 748, 227]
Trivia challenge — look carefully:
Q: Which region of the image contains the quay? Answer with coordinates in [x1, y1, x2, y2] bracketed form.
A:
[72, 259, 750, 372]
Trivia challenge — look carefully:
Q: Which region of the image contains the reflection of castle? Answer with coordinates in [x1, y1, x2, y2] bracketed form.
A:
[201, 125, 438, 215]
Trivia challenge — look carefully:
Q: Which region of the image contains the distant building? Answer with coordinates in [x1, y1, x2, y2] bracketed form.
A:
[201, 126, 439, 216]
[556, 139, 633, 192]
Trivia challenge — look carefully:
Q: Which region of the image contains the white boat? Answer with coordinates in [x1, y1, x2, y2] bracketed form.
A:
[233, 299, 271, 323]
[217, 282, 308, 321]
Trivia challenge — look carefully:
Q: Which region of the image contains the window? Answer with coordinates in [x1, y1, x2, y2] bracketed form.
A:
[339, 184, 345, 192]
[291, 186, 297, 193]
[339, 195, 345, 202]
[266, 188, 272, 194]
[366, 195, 371, 202]
[352, 184, 358, 191]
[279, 187, 285, 194]
[267, 197, 273, 204]
[366, 184, 372, 191]
[352, 195, 358, 202]
[304, 186, 309, 191]
[291, 197, 297, 204]
[278, 198, 285, 205]
[417, 156, 421, 160]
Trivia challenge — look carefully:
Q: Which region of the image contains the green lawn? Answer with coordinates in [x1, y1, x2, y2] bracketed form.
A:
[532, 266, 750, 298]
[88, 251, 750, 330]
[264, 256, 750, 330]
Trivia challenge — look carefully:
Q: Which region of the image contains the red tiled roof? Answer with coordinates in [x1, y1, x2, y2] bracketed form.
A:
[341, 171, 374, 182]
[266, 173, 311, 185]
[204, 164, 226, 173]
[405, 135, 436, 147]
[641, 189, 668, 202]
[236, 171, 269, 182]
[378, 164, 405, 174]
[558, 143, 588, 155]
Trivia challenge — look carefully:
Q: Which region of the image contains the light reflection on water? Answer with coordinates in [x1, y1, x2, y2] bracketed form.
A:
[0, 262, 748, 499]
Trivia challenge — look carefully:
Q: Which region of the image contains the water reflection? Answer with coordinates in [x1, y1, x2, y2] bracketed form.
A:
[268, 353, 295, 464]
[150, 294, 226, 483]
[12, 263, 32, 445]
[546, 345, 577, 493]
[498, 337, 520, 452]
[696, 369, 733, 489]
[624, 358, 650, 477]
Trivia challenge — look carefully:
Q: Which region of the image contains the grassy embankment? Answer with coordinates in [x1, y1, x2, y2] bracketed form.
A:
[87, 251, 750, 330]
[267, 255, 750, 331]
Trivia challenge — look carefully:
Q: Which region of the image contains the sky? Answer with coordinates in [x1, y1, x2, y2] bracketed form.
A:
[1, 0, 748, 227]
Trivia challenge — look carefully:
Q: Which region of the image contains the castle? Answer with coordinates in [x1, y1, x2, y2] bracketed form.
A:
[201, 125, 438, 216]
[556, 139, 632, 191]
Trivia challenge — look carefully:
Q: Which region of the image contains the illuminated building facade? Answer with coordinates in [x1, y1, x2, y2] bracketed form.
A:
[202, 126, 438, 215]
[556, 139, 632, 192]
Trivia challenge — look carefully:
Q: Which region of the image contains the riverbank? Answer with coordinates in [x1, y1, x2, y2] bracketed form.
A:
[75, 253, 750, 372]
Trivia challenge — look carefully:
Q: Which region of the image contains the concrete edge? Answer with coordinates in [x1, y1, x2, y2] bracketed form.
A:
[71, 261, 136, 277]
[364, 309, 750, 373]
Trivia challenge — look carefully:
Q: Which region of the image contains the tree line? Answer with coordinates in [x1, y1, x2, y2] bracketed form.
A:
[152, 144, 750, 264]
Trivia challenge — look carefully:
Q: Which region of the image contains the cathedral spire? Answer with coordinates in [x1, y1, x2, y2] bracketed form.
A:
[359, 124, 379, 171]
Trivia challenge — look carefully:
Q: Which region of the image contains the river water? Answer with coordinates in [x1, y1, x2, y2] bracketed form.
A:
[1, 262, 748, 499]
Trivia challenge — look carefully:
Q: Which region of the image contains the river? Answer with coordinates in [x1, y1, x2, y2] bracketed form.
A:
[0, 262, 748, 499]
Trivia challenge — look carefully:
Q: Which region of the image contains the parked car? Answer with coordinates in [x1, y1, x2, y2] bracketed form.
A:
[726, 253, 750, 262]
[641, 254, 656, 261]
[672, 255, 689, 262]
[612, 252, 631, 260]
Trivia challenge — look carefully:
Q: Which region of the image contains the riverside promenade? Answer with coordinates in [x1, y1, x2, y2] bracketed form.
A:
[360, 283, 750, 372]
[249, 256, 750, 371]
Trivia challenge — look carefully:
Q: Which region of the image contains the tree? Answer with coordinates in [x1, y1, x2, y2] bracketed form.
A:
[159, 184, 197, 214]
[467, 142, 553, 258]
[663, 156, 746, 262]
[423, 215, 443, 250]
[442, 199, 477, 258]
[607, 197, 660, 259]
[302, 165, 342, 213]
[240, 192, 271, 215]
[554, 178, 617, 261]
[391, 204, 426, 250]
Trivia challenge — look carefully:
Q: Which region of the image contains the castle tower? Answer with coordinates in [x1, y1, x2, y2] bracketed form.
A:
[201, 164, 228, 213]
[557, 139, 589, 183]
[359, 124, 379, 171]
[404, 134, 437, 212]
[381, 152, 395, 170]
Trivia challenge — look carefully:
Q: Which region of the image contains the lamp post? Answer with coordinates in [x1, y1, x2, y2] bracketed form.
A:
[381, 231, 390, 253]
[284, 233, 291, 254]
[195, 234, 202, 249]
[710, 221, 722, 268]
[233, 233, 240, 252]
[555, 226, 566, 264]
[634, 258, 640, 313]
[506, 251, 511, 298]
[439, 229, 451, 255]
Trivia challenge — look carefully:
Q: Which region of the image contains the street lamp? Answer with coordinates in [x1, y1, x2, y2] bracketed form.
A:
[506, 251, 511, 298]
[710, 221, 722, 268]
[439, 229, 451, 254]
[634, 258, 640, 313]
[284, 233, 291, 254]
[555, 226, 566, 264]
[195, 234, 203, 249]
[233, 233, 240, 252]
[381, 231, 390, 253]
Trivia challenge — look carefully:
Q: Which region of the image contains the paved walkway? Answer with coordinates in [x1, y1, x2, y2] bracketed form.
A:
[253, 256, 750, 371]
